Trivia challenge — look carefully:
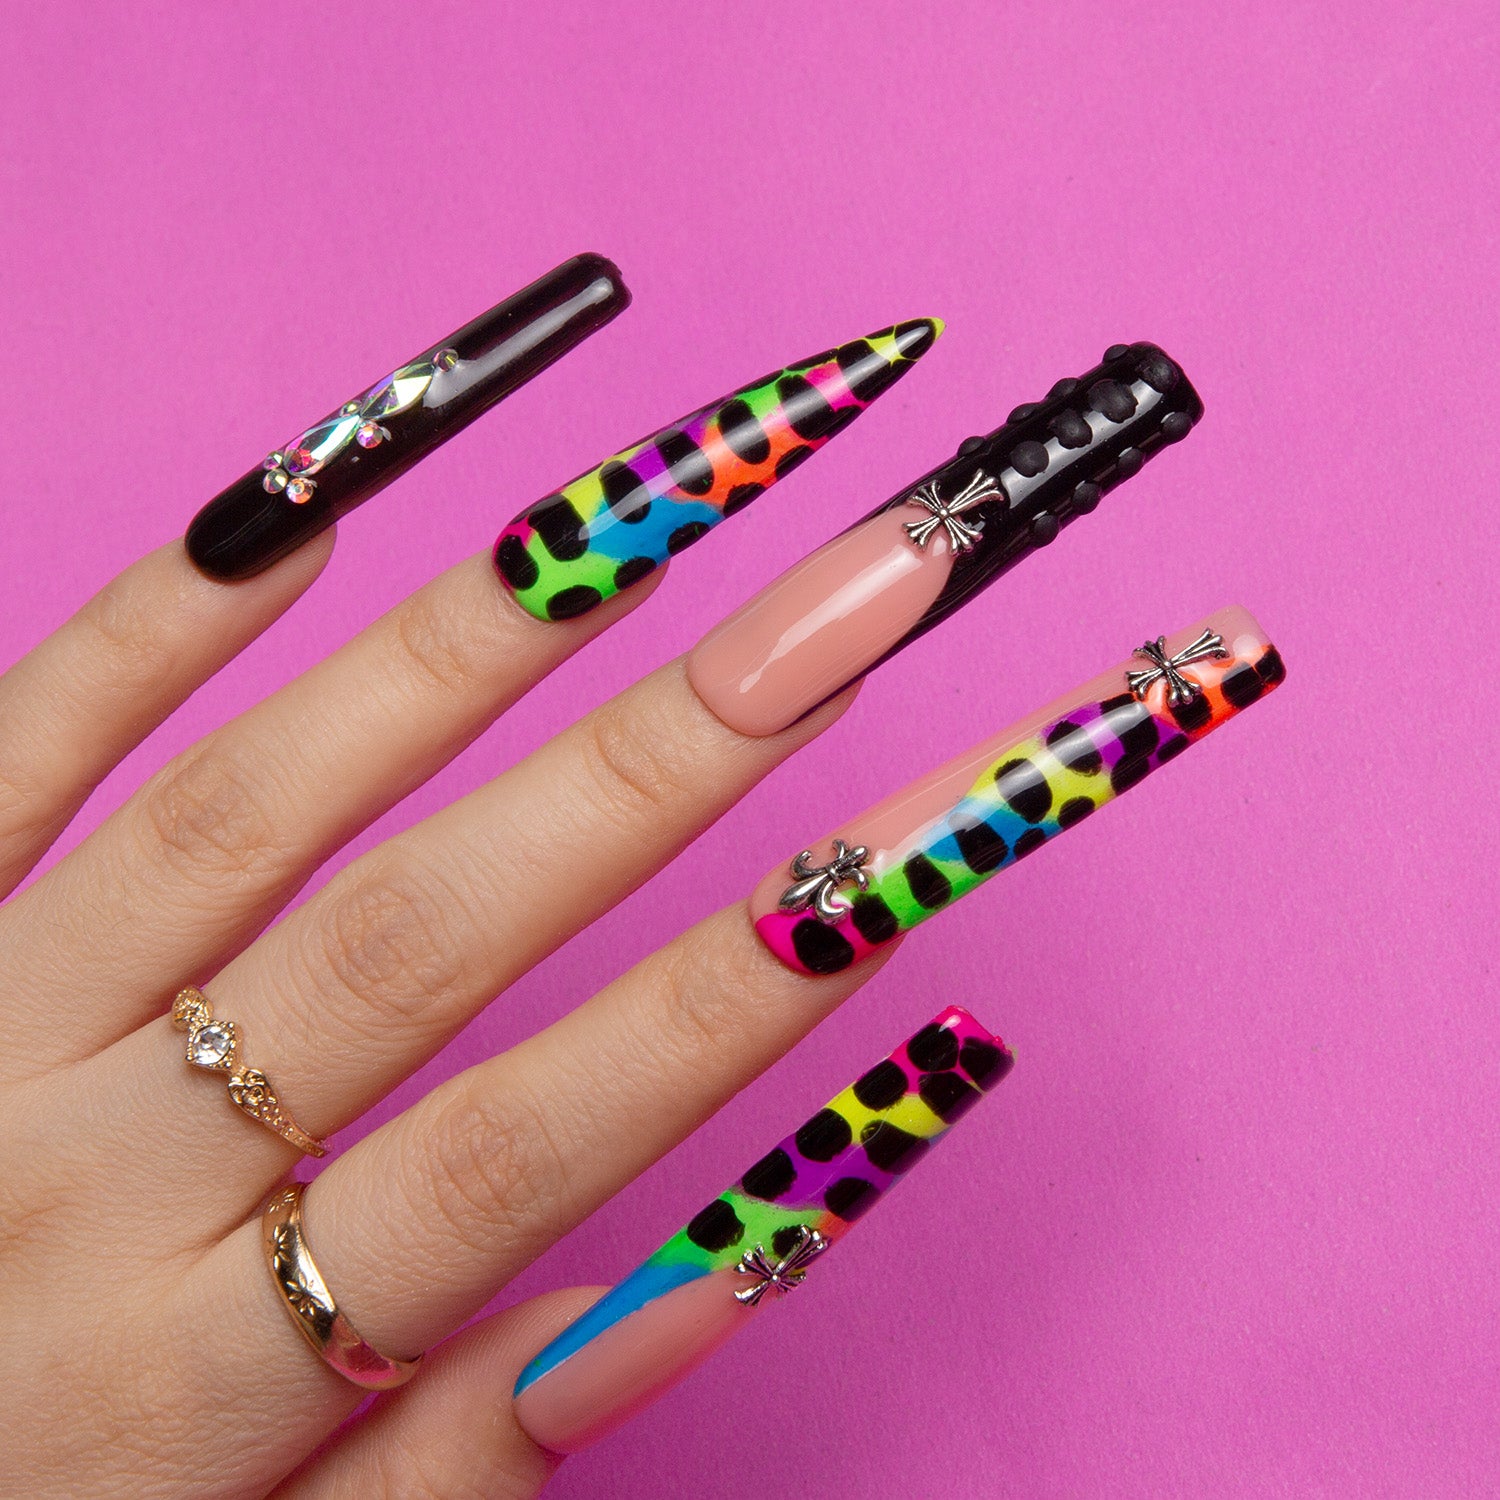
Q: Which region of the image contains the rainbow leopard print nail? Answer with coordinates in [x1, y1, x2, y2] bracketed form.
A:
[750, 606, 1287, 975]
[512, 1005, 1011, 1453]
[493, 320, 940, 621]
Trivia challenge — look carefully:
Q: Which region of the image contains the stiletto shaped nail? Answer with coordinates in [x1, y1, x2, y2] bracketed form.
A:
[688, 342, 1202, 735]
[512, 1004, 1012, 1453]
[493, 319, 941, 622]
[185, 254, 630, 580]
[750, 606, 1285, 975]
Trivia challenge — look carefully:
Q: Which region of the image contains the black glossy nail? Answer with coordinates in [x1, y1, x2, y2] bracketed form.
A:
[185, 253, 631, 581]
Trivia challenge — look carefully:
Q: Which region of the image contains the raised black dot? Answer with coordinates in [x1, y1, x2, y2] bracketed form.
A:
[546, 585, 603, 620]
[772, 1224, 812, 1258]
[1046, 719, 1104, 777]
[957, 435, 987, 456]
[953, 816, 1008, 874]
[853, 1059, 909, 1112]
[903, 853, 952, 909]
[777, 374, 838, 440]
[1256, 647, 1287, 687]
[862, 1123, 930, 1175]
[716, 397, 771, 465]
[1115, 446, 1143, 478]
[1049, 377, 1080, 398]
[796, 1108, 854, 1162]
[657, 430, 714, 496]
[494, 534, 538, 591]
[824, 1176, 877, 1221]
[1013, 828, 1048, 859]
[1156, 734, 1190, 763]
[1030, 511, 1060, 545]
[824, 406, 861, 440]
[1137, 353, 1179, 392]
[527, 496, 588, 562]
[837, 341, 901, 402]
[686, 1198, 744, 1252]
[1104, 342, 1131, 361]
[790, 348, 836, 371]
[599, 460, 652, 522]
[1111, 754, 1152, 794]
[790, 917, 855, 973]
[893, 318, 938, 358]
[1221, 664, 1264, 708]
[907, 1021, 960, 1072]
[1088, 379, 1137, 423]
[919, 1069, 982, 1123]
[667, 521, 711, 554]
[1007, 401, 1041, 424]
[1049, 409, 1092, 448]
[1170, 693, 1213, 732]
[741, 1147, 797, 1201]
[960, 1036, 1012, 1089]
[849, 894, 899, 945]
[1073, 480, 1102, 513]
[1161, 410, 1193, 442]
[723, 482, 762, 515]
[995, 757, 1052, 823]
[613, 556, 656, 592]
[1058, 796, 1096, 828]
[774, 447, 812, 482]
[1101, 696, 1160, 759]
[1010, 440, 1049, 476]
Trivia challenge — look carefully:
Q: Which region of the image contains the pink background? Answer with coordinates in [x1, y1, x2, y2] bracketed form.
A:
[2, 4, 1494, 1495]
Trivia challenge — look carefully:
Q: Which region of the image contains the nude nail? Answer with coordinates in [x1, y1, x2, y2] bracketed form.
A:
[512, 1005, 1013, 1454]
[749, 606, 1286, 976]
[688, 342, 1202, 736]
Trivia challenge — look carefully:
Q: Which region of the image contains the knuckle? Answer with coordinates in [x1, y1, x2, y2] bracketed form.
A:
[391, 589, 486, 701]
[75, 576, 168, 696]
[578, 697, 691, 828]
[137, 744, 288, 884]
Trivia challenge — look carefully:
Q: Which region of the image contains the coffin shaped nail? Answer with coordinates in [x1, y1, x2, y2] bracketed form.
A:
[512, 1004, 1012, 1453]
[493, 319, 941, 622]
[688, 342, 1202, 735]
[750, 606, 1285, 975]
[185, 254, 630, 581]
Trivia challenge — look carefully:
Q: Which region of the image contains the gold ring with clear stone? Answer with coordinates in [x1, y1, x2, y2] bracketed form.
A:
[171, 987, 327, 1158]
[262, 1181, 422, 1389]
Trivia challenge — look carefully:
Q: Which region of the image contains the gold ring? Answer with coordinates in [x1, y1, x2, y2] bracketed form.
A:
[171, 987, 327, 1157]
[262, 1181, 422, 1389]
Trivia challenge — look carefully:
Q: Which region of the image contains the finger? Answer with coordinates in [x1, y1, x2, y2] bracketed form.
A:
[0, 535, 332, 898]
[269, 1289, 599, 1500]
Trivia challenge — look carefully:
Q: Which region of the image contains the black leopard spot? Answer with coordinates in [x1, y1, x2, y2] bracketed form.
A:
[1256, 647, 1287, 687]
[960, 1036, 1012, 1089]
[1013, 828, 1048, 859]
[667, 521, 711, 554]
[527, 496, 587, 562]
[893, 318, 938, 358]
[686, 1198, 744, 1252]
[1046, 719, 1105, 777]
[824, 1177, 877, 1221]
[774, 447, 812, 482]
[613, 556, 656, 592]
[723, 482, 762, 515]
[1156, 734, 1190, 763]
[953, 816, 1008, 874]
[657, 429, 714, 496]
[1058, 796, 1096, 828]
[919, 1069, 982, 1123]
[776, 374, 838, 441]
[716, 397, 771, 465]
[1221, 664, 1264, 708]
[599, 460, 652, 522]
[494, 534, 538, 591]
[903, 853, 951, 909]
[850, 894, 899, 945]
[995, 757, 1053, 823]
[1110, 755, 1152, 794]
[837, 341, 900, 401]
[790, 918, 855, 973]
[795, 1108, 853, 1162]
[1100, 695, 1160, 759]
[772, 1225, 813, 1258]
[907, 1022, 960, 1072]
[741, 1147, 796, 1202]
[546, 585, 602, 620]
[853, 1059, 909, 1111]
[1170, 692, 1213, 732]
[862, 1123, 930, 1175]
[822, 405, 861, 439]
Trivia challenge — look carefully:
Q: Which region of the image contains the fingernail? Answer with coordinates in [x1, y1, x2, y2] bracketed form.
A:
[185, 254, 630, 581]
[689, 342, 1202, 735]
[512, 1004, 1011, 1453]
[751, 606, 1285, 975]
[493, 319, 941, 622]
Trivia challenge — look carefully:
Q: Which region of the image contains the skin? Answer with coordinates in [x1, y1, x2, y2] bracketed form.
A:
[0, 526, 897, 1499]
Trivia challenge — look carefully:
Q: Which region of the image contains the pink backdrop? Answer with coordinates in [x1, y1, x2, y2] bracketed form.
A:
[2, 4, 1494, 1495]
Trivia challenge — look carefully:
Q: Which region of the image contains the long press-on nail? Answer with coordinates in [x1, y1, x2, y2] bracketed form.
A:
[512, 1004, 1012, 1453]
[492, 320, 941, 622]
[750, 606, 1285, 975]
[688, 342, 1202, 735]
[185, 254, 630, 581]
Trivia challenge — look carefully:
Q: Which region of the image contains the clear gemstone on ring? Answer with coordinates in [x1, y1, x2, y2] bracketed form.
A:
[188, 1021, 235, 1069]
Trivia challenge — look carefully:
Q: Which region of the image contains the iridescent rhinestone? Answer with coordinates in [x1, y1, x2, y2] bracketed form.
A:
[283, 412, 361, 475]
[361, 359, 438, 421]
[187, 1020, 235, 1069]
[286, 478, 315, 504]
[434, 348, 458, 371]
[342, 401, 361, 414]
[356, 421, 388, 448]
[262, 469, 288, 494]
[262, 452, 285, 471]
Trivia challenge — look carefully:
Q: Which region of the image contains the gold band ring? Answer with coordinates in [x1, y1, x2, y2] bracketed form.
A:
[171, 987, 327, 1158]
[262, 1182, 423, 1390]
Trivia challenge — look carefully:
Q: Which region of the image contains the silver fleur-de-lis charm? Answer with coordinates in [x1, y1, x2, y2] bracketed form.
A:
[902, 469, 1002, 553]
[779, 839, 870, 923]
[1126, 629, 1231, 707]
[734, 1226, 829, 1306]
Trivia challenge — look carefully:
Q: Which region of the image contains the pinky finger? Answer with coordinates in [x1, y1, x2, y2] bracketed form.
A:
[271, 1287, 602, 1500]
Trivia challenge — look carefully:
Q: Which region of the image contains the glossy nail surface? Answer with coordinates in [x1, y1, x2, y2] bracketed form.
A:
[751, 606, 1285, 975]
[689, 342, 1202, 735]
[512, 1005, 1012, 1454]
[493, 320, 940, 622]
[186, 254, 630, 580]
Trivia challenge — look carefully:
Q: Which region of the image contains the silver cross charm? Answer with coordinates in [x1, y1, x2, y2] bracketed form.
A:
[778, 839, 870, 923]
[902, 470, 1002, 553]
[1126, 629, 1230, 706]
[734, 1226, 829, 1306]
